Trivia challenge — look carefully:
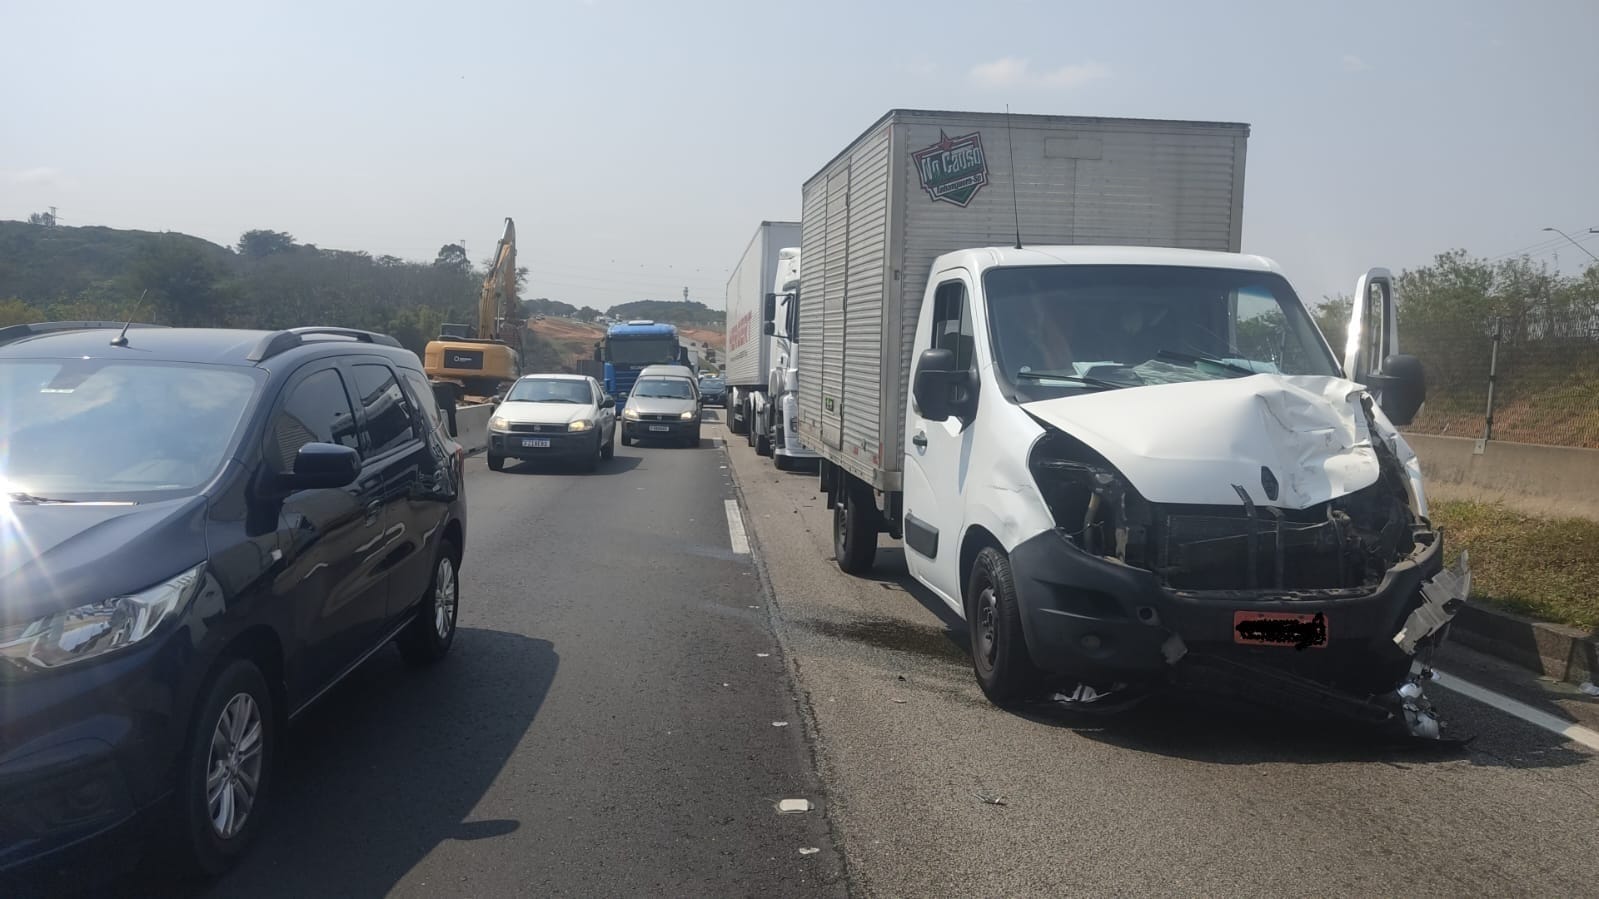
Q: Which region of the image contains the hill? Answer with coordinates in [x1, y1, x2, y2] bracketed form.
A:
[606, 299, 719, 326]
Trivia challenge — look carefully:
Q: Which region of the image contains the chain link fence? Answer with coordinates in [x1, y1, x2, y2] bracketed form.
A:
[1404, 315, 1599, 449]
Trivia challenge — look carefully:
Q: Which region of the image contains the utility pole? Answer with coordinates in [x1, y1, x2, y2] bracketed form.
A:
[1541, 226, 1598, 263]
[683, 286, 689, 302]
[48, 206, 57, 227]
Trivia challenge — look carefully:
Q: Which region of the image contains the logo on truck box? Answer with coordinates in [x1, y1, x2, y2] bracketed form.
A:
[913, 130, 989, 207]
[729, 311, 751, 351]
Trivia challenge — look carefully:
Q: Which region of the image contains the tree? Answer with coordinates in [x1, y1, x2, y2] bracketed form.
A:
[133, 236, 228, 326]
[27, 210, 56, 227]
[434, 243, 471, 274]
[0, 298, 42, 327]
[237, 229, 297, 258]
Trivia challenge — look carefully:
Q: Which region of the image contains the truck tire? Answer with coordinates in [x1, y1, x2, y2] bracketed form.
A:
[833, 483, 879, 574]
[966, 547, 1041, 705]
[487, 453, 505, 472]
[728, 394, 746, 435]
[754, 409, 772, 456]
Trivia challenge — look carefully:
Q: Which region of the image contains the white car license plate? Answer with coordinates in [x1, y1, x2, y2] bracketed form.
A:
[648, 425, 670, 432]
[522, 438, 551, 448]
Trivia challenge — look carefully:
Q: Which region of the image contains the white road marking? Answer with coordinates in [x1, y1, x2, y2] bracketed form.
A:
[725, 499, 750, 555]
[1431, 668, 1599, 752]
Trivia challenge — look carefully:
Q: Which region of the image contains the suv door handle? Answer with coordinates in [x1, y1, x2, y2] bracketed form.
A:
[364, 500, 382, 526]
[912, 431, 928, 449]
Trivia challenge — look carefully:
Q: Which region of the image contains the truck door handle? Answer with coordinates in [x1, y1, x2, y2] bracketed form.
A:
[912, 431, 928, 449]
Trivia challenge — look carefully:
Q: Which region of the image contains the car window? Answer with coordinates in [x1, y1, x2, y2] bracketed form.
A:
[351, 363, 417, 455]
[398, 368, 447, 437]
[268, 367, 361, 472]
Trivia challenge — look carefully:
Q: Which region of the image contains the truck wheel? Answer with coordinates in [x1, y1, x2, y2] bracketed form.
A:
[754, 415, 772, 456]
[832, 484, 879, 574]
[728, 395, 746, 435]
[966, 547, 1041, 705]
[487, 453, 504, 472]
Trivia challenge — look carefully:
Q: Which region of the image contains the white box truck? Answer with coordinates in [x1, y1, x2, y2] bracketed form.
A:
[723, 221, 800, 440]
[796, 109, 1467, 736]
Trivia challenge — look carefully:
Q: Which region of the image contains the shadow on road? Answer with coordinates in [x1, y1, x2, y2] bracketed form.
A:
[118, 628, 558, 898]
[502, 455, 643, 475]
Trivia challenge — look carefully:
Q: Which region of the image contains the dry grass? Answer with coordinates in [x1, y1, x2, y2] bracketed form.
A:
[1431, 500, 1599, 631]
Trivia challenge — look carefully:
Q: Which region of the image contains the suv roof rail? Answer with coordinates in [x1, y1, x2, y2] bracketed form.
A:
[0, 320, 166, 347]
[247, 326, 402, 362]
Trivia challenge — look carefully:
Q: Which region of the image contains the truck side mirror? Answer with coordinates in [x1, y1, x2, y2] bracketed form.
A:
[762, 321, 775, 336]
[763, 292, 777, 327]
[1369, 353, 1426, 426]
[913, 347, 977, 423]
[1343, 268, 1396, 383]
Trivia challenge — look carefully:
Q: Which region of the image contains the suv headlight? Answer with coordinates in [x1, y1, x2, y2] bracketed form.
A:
[568, 419, 592, 432]
[0, 564, 206, 672]
[623, 409, 641, 421]
[490, 416, 510, 430]
[679, 410, 697, 421]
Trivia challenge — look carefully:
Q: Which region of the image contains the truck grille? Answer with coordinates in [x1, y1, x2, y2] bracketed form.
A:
[508, 423, 568, 433]
[637, 413, 683, 422]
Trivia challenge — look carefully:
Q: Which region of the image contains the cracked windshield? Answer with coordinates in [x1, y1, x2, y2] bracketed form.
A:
[3, 1, 1596, 897]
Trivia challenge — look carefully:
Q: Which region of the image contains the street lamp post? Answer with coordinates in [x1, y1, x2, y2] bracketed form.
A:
[1541, 227, 1599, 263]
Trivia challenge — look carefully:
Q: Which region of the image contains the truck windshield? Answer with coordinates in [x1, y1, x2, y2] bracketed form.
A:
[983, 265, 1339, 401]
[608, 337, 680, 366]
[0, 359, 260, 501]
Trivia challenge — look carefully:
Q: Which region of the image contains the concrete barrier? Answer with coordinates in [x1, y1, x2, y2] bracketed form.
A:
[1405, 433, 1599, 520]
[455, 403, 494, 455]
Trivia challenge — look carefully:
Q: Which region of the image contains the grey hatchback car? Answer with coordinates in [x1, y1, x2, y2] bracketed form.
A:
[620, 372, 700, 447]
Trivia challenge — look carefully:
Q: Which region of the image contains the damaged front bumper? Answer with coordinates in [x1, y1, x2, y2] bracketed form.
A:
[1010, 528, 1471, 734]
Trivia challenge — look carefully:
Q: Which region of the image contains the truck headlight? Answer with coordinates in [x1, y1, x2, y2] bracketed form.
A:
[0, 564, 206, 672]
[679, 410, 697, 421]
[568, 419, 592, 431]
[490, 416, 510, 430]
[623, 409, 641, 421]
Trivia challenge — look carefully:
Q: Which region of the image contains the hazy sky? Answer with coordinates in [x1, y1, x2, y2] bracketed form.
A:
[4, 0, 1596, 312]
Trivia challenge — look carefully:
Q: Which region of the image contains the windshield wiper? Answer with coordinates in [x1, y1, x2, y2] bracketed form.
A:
[7, 491, 85, 505]
[1014, 371, 1125, 391]
[1154, 350, 1259, 376]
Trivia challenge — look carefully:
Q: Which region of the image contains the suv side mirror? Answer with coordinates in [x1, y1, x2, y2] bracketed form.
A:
[286, 443, 361, 490]
[1368, 353, 1426, 426]
[913, 347, 977, 423]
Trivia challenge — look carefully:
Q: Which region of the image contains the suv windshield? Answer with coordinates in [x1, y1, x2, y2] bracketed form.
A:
[0, 359, 260, 501]
[632, 377, 694, 399]
[984, 265, 1338, 402]
[506, 378, 592, 404]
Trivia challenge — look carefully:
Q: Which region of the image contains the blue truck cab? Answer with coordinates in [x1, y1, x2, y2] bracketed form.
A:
[596, 321, 688, 399]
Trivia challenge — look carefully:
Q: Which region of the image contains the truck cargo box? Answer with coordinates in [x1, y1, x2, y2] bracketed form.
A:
[795, 109, 1249, 491]
[723, 221, 801, 389]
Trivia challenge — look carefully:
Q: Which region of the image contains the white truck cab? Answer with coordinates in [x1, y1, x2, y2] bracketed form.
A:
[761, 247, 819, 470]
[819, 244, 1466, 737]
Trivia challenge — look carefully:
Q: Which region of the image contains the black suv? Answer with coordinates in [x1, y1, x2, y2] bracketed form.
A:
[0, 323, 467, 878]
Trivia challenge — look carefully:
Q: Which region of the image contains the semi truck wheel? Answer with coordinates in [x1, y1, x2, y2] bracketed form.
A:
[966, 547, 1041, 705]
[728, 393, 746, 435]
[832, 483, 879, 574]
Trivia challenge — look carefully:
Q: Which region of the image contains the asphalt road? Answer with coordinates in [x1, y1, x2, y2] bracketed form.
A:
[714, 412, 1599, 897]
[35, 408, 1597, 898]
[151, 429, 841, 897]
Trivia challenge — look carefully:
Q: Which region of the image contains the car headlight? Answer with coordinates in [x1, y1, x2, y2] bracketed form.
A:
[0, 564, 206, 672]
[568, 419, 592, 432]
[679, 410, 697, 421]
[623, 409, 641, 420]
[490, 416, 510, 430]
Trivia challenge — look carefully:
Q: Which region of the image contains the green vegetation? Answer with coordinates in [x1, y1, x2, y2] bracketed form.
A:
[1339, 251, 1599, 448]
[607, 299, 720, 326]
[0, 222, 478, 356]
[1431, 500, 1599, 630]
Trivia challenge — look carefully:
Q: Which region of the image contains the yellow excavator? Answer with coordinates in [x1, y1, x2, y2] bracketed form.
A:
[424, 218, 526, 408]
